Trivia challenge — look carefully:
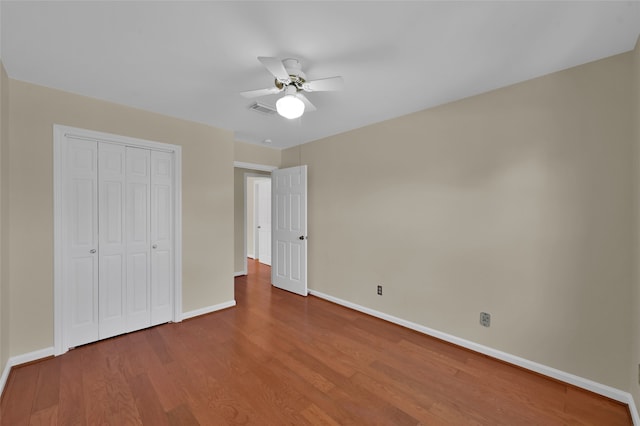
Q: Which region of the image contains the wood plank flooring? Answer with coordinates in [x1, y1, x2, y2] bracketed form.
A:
[0, 259, 632, 425]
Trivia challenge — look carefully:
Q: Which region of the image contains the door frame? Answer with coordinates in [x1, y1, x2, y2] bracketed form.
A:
[234, 162, 277, 276]
[53, 124, 183, 356]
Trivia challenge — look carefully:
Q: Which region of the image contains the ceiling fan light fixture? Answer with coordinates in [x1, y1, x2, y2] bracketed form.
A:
[242, 56, 343, 121]
[276, 93, 305, 119]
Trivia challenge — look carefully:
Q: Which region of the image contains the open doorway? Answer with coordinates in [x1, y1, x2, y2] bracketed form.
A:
[233, 163, 276, 277]
[249, 177, 271, 266]
[234, 163, 308, 297]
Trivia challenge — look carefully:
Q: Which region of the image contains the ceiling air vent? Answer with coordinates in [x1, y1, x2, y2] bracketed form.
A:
[249, 102, 277, 116]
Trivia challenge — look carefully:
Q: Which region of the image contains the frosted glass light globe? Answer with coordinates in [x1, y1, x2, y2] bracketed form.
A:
[276, 94, 305, 119]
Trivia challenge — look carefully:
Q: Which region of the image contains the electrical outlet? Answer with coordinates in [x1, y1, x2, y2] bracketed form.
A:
[377, 285, 382, 295]
[480, 312, 491, 327]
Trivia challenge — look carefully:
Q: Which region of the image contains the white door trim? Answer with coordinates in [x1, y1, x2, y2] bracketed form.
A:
[234, 161, 278, 172]
[53, 124, 183, 356]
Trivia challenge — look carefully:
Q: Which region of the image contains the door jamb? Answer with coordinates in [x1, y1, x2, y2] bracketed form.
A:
[53, 124, 183, 356]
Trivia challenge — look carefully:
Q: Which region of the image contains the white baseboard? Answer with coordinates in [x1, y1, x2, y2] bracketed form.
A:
[234, 270, 247, 277]
[0, 359, 10, 398]
[181, 300, 236, 321]
[309, 289, 639, 422]
[628, 395, 640, 426]
[0, 346, 55, 398]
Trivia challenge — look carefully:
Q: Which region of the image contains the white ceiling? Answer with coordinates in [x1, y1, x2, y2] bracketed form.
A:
[2, 1, 640, 149]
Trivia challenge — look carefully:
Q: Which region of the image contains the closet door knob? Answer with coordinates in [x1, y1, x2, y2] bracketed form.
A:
[90, 249, 96, 254]
[152, 244, 158, 249]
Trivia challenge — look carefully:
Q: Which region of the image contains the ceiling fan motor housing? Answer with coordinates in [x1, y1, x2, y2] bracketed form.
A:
[275, 58, 306, 90]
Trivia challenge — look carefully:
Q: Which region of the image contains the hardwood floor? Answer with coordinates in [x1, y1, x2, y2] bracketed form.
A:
[0, 259, 632, 425]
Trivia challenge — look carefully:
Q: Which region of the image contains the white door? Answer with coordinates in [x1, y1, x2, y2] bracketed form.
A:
[256, 179, 272, 266]
[272, 165, 307, 296]
[125, 147, 152, 331]
[64, 139, 100, 348]
[98, 143, 127, 339]
[150, 150, 174, 326]
[59, 135, 176, 350]
[55, 125, 181, 354]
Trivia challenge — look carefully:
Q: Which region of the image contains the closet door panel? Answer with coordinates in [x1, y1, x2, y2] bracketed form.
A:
[125, 147, 151, 331]
[65, 139, 99, 347]
[98, 143, 127, 338]
[150, 151, 173, 325]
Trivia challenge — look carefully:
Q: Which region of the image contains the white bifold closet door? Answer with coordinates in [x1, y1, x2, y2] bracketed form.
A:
[65, 139, 100, 346]
[65, 139, 173, 348]
[149, 149, 174, 326]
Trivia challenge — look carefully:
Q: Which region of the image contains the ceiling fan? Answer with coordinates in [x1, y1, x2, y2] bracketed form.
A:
[241, 56, 344, 119]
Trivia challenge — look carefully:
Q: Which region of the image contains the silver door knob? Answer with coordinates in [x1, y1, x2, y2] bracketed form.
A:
[90, 249, 96, 254]
[152, 244, 158, 249]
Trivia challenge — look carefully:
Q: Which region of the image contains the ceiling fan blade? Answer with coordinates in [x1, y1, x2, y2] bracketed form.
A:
[240, 86, 283, 99]
[297, 93, 317, 112]
[258, 56, 291, 84]
[302, 76, 344, 92]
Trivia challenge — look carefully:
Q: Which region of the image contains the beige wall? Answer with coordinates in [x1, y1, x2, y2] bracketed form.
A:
[0, 62, 8, 372]
[283, 53, 634, 390]
[8, 79, 235, 356]
[631, 36, 640, 407]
